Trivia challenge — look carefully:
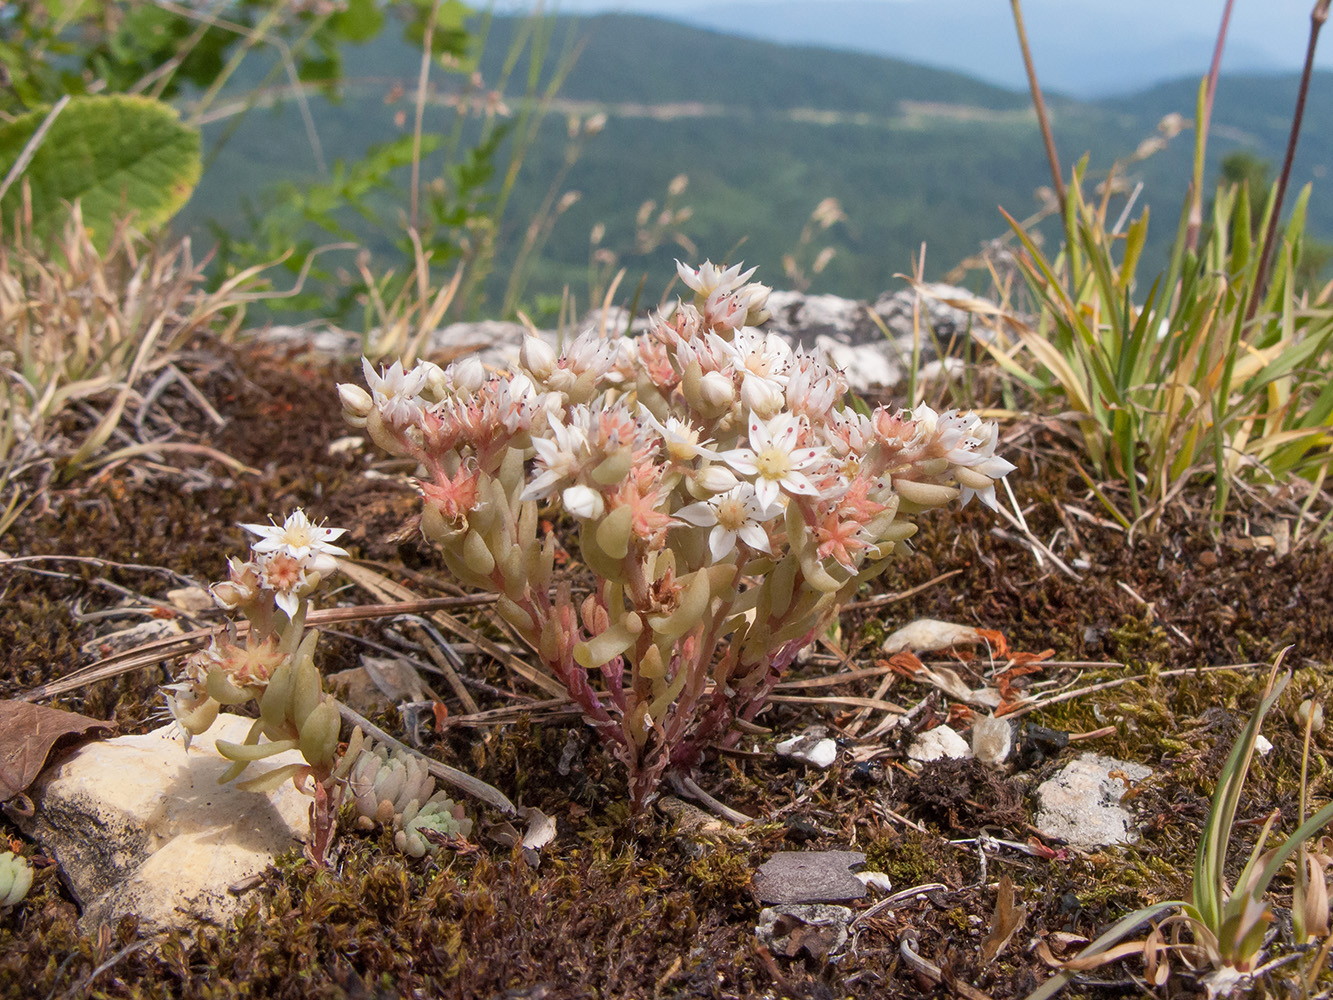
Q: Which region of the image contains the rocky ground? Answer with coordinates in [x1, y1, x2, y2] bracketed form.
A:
[2, 338, 1332, 999]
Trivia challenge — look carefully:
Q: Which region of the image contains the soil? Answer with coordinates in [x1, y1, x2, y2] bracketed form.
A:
[3, 341, 1332, 999]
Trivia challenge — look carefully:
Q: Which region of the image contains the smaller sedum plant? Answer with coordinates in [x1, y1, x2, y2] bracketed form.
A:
[349, 740, 473, 858]
[0, 851, 32, 909]
[163, 509, 364, 866]
[342, 260, 1015, 807]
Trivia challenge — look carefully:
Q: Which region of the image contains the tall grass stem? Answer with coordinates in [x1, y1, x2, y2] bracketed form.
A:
[1247, 0, 1331, 324]
[1009, 0, 1064, 206]
[1187, 0, 1235, 251]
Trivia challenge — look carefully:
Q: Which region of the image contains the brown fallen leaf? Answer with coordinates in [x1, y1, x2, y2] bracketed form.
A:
[980, 875, 1028, 964]
[0, 700, 114, 802]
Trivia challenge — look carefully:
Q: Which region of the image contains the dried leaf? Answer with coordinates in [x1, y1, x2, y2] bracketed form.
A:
[520, 805, 556, 851]
[920, 665, 1002, 708]
[980, 875, 1028, 963]
[1143, 922, 1171, 986]
[0, 700, 114, 801]
[883, 618, 986, 655]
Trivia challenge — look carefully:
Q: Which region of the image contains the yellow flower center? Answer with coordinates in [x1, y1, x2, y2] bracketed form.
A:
[754, 447, 792, 481]
[715, 496, 749, 531]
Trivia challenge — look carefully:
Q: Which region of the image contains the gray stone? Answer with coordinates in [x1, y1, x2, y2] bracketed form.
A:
[1035, 753, 1152, 847]
[872, 282, 984, 349]
[251, 282, 1004, 396]
[753, 850, 867, 905]
[19, 713, 310, 934]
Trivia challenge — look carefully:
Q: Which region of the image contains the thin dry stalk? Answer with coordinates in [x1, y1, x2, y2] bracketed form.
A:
[1009, 0, 1064, 205]
[1248, 0, 1332, 321]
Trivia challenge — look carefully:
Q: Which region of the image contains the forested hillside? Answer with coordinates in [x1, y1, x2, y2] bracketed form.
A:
[179, 12, 1333, 315]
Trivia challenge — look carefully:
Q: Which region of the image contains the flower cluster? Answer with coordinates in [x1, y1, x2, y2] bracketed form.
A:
[162, 508, 361, 865]
[342, 261, 1015, 806]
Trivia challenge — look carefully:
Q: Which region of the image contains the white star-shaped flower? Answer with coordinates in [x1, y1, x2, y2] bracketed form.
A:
[241, 508, 348, 572]
[719, 412, 829, 508]
[675, 259, 757, 299]
[363, 358, 429, 428]
[675, 483, 781, 562]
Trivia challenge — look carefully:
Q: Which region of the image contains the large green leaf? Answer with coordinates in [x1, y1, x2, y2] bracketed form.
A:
[0, 94, 200, 246]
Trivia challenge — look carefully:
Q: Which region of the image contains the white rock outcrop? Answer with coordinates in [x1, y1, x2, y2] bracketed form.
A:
[20, 713, 310, 934]
[257, 283, 1001, 396]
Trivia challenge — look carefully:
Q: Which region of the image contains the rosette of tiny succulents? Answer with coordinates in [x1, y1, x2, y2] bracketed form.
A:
[162, 509, 365, 864]
[340, 261, 1016, 806]
[349, 741, 474, 858]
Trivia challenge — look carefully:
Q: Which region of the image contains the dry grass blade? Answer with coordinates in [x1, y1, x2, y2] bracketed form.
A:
[335, 559, 479, 713]
[337, 559, 567, 700]
[840, 568, 963, 612]
[767, 693, 908, 713]
[1000, 662, 1267, 720]
[16, 595, 501, 702]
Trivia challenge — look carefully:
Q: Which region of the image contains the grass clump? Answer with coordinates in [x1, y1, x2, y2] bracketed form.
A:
[0, 207, 259, 538]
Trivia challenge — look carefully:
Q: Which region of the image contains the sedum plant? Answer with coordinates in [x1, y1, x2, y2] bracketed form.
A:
[349, 740, 474, 858]
[163, 508, 364, 866]
[341, 261, 1014, 807]
[0, 851, 33, 909]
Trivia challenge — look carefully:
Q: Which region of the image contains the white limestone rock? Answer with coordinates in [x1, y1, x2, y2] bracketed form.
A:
[971, 715, 1014, 765]
[907, 724, 972, 763]
[774, 729, 838, 769]
[1035, 753, 1152, 847]
[19, 713, 311, 934]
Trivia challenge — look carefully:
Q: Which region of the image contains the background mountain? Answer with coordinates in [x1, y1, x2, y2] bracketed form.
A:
[178, 12, 1333, 318]
[561, 0, 1324, 98]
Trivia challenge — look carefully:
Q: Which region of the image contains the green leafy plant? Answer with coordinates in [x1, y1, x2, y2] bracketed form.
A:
[213, 2, 584, 339]
[0, 94, 201, 246]
[1028, 655, 1333, 998]
[0, 0, 377, 118]
[985, 149, 1333, 529]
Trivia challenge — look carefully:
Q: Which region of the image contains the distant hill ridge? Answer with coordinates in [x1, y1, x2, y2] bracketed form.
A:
[183, 12, 1333, 312]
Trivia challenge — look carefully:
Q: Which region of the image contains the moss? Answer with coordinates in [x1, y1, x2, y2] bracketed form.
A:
[684, 849, 754, 907]
[863, 829, 948, 888]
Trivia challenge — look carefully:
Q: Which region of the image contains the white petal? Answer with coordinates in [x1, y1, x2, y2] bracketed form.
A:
[675, 501, 718, 527]
[781, 471, 821, 496]
[719, 448, 758, 476]
[709, 527, 738, 562]
[754, 477, 780, 510]
[737, 522, 771, 553]
[274, 588, 301, 620]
